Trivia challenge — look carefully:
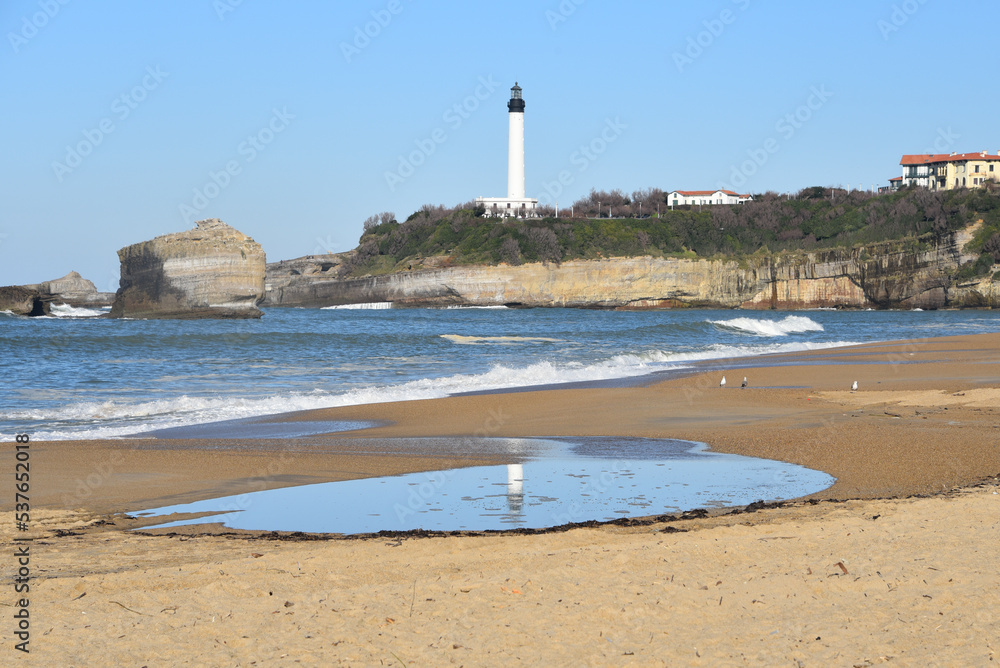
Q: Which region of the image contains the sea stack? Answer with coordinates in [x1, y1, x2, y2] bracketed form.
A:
[110, 218, 266, 319]
[23, 271, 114, 308]
[0, 285, 49, 316]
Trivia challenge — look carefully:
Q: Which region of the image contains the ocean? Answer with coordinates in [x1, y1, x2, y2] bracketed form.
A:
[2, 305, 999, 442]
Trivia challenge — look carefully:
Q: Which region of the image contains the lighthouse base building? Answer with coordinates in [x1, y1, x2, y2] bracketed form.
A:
[475, 82, 539, 218]
[474, 196, 539, 218]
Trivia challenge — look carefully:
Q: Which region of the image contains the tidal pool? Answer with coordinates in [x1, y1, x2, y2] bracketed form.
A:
[136, 437, 834, 534]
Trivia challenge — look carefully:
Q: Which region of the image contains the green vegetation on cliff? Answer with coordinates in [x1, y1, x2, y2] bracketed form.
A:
[346, 186, 1000, 278]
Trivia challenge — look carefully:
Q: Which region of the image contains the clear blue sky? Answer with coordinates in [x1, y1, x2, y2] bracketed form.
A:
[2, 0, 997, 286]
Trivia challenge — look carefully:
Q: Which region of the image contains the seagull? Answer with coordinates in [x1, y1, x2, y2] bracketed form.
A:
[851, 380, 858, 392]
[720, 375, 726, 388]
[741, 377, 747, 389]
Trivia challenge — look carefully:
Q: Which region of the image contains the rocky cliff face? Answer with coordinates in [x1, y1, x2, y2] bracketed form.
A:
[111, 219, 266, 319]
[263, 225, 998, 310]
[0, 286, 49, 316]
[23, 271, 114, 307]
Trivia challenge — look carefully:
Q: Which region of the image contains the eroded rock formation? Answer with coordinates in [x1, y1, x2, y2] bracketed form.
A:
[23, 271, 114, 307]
[111, 219, 266, 319]
[264, 224, 997, 310]
[0, 286, 49, 316]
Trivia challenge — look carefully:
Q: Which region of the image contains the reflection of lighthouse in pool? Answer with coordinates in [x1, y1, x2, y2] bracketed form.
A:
[506, 464, 524, 514]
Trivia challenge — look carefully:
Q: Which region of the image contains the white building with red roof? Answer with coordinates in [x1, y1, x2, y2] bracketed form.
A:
[900, 151, 1000, 190]
[667, 190, 753, 207]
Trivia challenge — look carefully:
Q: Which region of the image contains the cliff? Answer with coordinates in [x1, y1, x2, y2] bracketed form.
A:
[0, 286, 49, 316]
[264, 225, 998, 310]
[111, 219, 266, 319]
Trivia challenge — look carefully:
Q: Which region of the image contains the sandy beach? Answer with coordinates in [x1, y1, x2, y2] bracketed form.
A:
[3, 332, 999, 665]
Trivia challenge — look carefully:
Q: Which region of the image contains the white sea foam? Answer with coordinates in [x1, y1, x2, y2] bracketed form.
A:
[4, 339, 856, 441]
[322, 302, 393, 310]
[708, 315, 824, 337]
[441, 334, 564, 345]
[48, 304, 110, 318]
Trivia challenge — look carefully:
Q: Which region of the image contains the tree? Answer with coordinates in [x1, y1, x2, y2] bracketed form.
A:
[526, 226, 562, 263]
[362, 211, 396, 233]
[499, 237, 521, 265]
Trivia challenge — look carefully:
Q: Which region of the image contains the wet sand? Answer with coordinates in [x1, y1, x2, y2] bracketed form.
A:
[3, 332, 999, 665]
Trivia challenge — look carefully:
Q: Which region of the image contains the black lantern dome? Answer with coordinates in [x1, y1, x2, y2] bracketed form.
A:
[507, 82, 525, 113]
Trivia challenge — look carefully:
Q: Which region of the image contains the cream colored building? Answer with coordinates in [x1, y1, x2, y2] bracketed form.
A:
[667, 190, 753, 207]
[900, 151, 1000, 190]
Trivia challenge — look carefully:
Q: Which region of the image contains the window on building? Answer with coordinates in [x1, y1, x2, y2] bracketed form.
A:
[991, 165, 995, 172]
[962, 177, 966, 186]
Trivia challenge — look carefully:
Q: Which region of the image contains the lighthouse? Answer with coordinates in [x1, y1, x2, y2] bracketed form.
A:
[507, 82, 525, 200]
[475, 82, 539, 218]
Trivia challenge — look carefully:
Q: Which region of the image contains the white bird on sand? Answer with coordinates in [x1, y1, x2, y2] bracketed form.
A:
[741, 377, 747, 388]
[851, 380, 858, 392]
[720, 375, 726, 388]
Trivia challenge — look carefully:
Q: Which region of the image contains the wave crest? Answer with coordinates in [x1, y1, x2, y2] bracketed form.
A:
[441, 335, 563, 345]
[1, 339, 856, 441]
[709, 315, 824, 337]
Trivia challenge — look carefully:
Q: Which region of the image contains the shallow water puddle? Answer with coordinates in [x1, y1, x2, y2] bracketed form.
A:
[143, 417, 376, 440]
[136, 437, 834, 534]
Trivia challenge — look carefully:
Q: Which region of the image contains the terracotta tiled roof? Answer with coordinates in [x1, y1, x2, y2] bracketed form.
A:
[946, 151, 1000, 162]
[671, 190, 750, 197]
[901, 152, 1000, 165]
[889, 176, 903, 182]
[900, 154, 950, 165]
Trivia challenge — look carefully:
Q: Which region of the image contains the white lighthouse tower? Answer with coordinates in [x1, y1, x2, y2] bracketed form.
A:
[475, 82, 538, 218]
[507, 82, 526, 200]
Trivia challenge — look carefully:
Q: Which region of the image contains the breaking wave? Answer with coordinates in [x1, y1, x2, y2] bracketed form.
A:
[2, 339, 854, 441]
[441, 335, 564, 345]
[322, 302, 393, 310]
[49, 304, 110, 318]
[708, 315, 824, 337]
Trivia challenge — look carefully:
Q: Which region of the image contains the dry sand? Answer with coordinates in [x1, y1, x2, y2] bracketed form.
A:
[2, 332, 999, 665]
